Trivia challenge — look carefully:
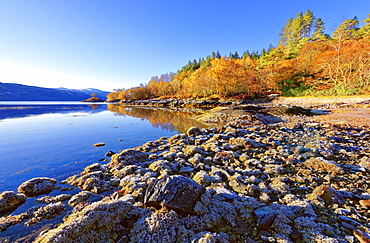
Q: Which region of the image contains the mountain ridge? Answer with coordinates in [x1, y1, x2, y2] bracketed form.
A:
[56, 87, 110, 100]
[0, 82, 108, 101]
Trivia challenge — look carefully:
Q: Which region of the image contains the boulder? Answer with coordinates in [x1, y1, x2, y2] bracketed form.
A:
[144, 175, 205, 214]
[109, 149, 149, 168]
[360, 156, 370, 171]
[0, 191, 26, 216]
[34, 196, 138, 243]
[18, 177, 56, 197]
[81, 163, 107, 175]
[254, 206, 276, 230]
[104, 151, 116, 157]
[354, 229, 370, 243]
[312, 185, 345, 205]
[186, 126, 202, 136]
[68, 191, 93, 207]
[359, 199, 370, 207]
[303, 157, 344, 174]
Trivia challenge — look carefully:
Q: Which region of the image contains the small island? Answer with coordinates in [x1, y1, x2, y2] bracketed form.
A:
[81, 93, 106, 102]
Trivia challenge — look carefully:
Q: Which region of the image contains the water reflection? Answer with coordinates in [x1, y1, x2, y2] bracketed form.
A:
[0, 103, 107, 121]
[107, 104, 207, 133]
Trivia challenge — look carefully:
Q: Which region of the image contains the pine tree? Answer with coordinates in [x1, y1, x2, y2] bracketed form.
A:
[332, 17, 360, 40]
[279, 17, 293, 47]
[302, 10, 315, 38]
[279, 10, 319, 55]
[216, 51, 221, 58]
[312, 18, 328, 41]
[287, 12, 304, 53]
[358, 14, 370, 37]
[242, 51, 251, 58]
[234, 51, 240, 59]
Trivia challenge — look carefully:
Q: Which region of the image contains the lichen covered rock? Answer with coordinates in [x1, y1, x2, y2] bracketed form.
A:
[109, 149, 149, 168]
[303, 157, 344, 174]
[36, 194, 71, 204]
[0, 191, 26, 216]
[17, 177, 56, 197]
[68, 191, 93, 207]
[34, 195, 141, 243]
[24, 202, 65, 226]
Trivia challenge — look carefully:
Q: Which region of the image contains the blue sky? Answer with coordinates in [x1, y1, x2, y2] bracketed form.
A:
[0, 1, 369, 92]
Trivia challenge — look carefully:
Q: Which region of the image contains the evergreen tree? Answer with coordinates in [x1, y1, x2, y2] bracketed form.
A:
[261, 48, 266, 56]
[358, 14, 370, 37]
[312, 18, 328, 41]
[279, 17, 293, 47]
[279, 10, 323, 56]
[268, 44, 275, 51]
[302, 10, 314, 38]
[234, 51, 240, 59]
[242, 51, 251, 58]
[286, 12, 304, 53]
[201, 56, 212, 68]
[216, 50, 221, 58]
[250, 51, 259, 59]
[332, 17, 360, 40]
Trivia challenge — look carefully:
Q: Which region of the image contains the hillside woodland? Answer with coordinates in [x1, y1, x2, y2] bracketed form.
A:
[108, 11, 370, 100]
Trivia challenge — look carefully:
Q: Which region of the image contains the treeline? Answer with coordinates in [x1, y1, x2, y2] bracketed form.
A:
[108, 11, 370, 100]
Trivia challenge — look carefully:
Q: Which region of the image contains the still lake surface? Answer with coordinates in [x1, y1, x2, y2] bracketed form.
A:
[0, 101, 206, 193]
[0, 102, 207, 241]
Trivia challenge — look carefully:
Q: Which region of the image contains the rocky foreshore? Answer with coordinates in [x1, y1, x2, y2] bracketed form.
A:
[1, 99, 370, 243]
[111, 96, 370, 110]
[112, 98, 257, 108]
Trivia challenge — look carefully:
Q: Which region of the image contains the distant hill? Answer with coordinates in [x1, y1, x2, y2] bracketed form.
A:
[0, 82, 106, 101]
[57, 87, 110, 100]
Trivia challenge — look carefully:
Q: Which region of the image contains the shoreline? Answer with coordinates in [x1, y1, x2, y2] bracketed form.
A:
[109, 95, 370, 108]
[1, 97, 370, 242]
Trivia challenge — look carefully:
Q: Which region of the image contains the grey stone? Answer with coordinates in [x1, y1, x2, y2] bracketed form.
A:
[144, 175, 205, 214]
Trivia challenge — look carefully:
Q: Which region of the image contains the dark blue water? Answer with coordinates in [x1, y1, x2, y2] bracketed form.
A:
[0, 102, 205, 193]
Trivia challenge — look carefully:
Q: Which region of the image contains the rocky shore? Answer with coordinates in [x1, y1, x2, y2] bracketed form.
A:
[112, 95, 370, 109]
[1, 97, 370, 242]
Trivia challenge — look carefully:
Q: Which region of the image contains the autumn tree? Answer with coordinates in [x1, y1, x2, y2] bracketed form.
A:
[182, 67, 217, 98]
[207, 57, 259, 97]
[311, 37, 370, 93]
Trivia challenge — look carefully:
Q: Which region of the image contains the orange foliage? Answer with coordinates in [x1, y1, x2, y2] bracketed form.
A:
[311, 38, 370, 89]
[107, 33, 370, 100]
[207, 58, 259, 97]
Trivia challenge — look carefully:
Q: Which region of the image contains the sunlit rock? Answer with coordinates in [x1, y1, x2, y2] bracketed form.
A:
[18, 177, 56, 197]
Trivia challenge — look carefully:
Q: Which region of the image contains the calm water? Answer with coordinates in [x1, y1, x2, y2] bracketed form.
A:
[0, 102, 208, 241]
[0, 102, 206, 193]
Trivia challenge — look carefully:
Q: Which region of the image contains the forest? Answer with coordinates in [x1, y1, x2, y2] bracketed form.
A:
[108, 11, 370, 100]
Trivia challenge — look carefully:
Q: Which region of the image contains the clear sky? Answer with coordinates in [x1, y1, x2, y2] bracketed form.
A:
[0, 1, 369, 92]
